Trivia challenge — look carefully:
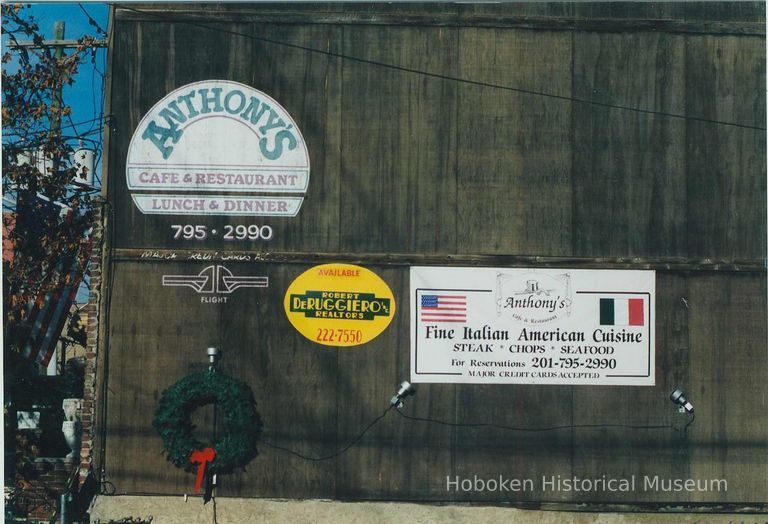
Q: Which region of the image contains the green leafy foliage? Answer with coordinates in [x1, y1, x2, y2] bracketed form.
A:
[152, 371, 262, 474]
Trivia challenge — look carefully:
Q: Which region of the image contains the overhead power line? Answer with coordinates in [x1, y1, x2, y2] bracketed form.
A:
[78, 3, 109, 36]
[113, 3, 765, 132]
[2, 115, 113, 137]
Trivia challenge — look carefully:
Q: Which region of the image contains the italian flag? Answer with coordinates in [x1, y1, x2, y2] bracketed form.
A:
[600, 298, 645, 326]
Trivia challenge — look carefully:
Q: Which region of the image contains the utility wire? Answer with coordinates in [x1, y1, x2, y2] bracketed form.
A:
[113, 3, 764, 131]
[78, 3, 109, 36]
[64, 114, 112, 130]
[2, 116, 112, 138]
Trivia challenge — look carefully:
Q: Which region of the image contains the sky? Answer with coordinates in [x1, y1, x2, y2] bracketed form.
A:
[7, 3, 111, 302]
[26, 3, 110, 181]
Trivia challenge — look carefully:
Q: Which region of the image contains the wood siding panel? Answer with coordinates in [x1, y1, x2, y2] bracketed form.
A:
[687, 274, 768, 502]
[104, 262, 767, 501]
[572, 32, 688, 258]
[101, 3, 767, 504]
[244, 24, 343, 254]
[456, 28, 572, 256]
[338, 26, 459, 254]
[109, 14, 764, 261]
[111, 22, 344, 253]
[105, 262, 337, 497]
[452, 385, 574, 502]
[334, 269, 456, 499]
[571, 274, 691, 503]
[117, 3, 765, 36]
[105, 261, 222, 493]
[685, 35, 767, 260]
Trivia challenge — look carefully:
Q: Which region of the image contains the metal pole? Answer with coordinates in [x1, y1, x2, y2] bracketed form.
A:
[209, 347, 219, 497]
[59, 492, 67, 524]
[60, 339, 67, 376]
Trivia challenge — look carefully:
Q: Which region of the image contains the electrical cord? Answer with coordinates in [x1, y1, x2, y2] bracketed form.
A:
[255, 402, 692, 465]
[681, 413, 695, 437]
[96, 198, 116, 490]
[99, 479, 116, 495]
[260, 405, 393, 461]
[394, 406, 676, 432]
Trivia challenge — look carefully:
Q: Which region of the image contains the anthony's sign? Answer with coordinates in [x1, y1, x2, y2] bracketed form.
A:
[126, 80, 309, 217]
[411, 267, 655, 386]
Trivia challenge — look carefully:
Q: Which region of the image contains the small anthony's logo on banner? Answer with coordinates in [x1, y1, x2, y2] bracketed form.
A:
[284, 264, 395, 347]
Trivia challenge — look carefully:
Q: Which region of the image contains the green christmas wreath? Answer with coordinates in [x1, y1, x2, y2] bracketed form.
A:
[153, 370, 262, 474]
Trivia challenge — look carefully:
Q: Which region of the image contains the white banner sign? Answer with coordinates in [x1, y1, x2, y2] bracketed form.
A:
[410, 267, 655, 386]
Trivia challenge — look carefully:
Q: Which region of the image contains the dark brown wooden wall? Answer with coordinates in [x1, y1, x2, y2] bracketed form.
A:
[100, 3, 767, 503]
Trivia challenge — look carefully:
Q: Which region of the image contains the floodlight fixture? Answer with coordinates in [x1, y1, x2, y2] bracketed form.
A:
[670, 388, 694, 413]
[207, 347, 221, 369]
[390, 381, 416, 408]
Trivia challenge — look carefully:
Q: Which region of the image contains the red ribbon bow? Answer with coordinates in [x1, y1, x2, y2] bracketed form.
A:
[189, 447, 216, 493]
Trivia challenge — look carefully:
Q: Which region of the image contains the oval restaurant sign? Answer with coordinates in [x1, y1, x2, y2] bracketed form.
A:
[126, 80, 309, 216]
[284, 264, 396, 347]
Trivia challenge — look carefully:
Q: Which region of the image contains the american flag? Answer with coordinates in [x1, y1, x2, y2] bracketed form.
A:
[420, 294, 467, 323]
[20, 238, 91, 367]
[21, 280, 79, 366]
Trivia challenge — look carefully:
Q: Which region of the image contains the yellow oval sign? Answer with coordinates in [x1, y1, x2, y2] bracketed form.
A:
[283, 264, 396, 347]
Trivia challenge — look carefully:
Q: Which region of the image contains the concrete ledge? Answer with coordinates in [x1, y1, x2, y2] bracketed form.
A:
[88, 496, 767, 524]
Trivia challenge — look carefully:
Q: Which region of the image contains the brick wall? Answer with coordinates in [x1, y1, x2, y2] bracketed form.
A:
[79, 201, 105, 486]
[14, 457, 75, 523]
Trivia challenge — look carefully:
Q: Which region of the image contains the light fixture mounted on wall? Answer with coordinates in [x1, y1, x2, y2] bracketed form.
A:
[670, 388, 694, 413]
[390, 381, 416, 408]
[207, 347, 221, 370]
